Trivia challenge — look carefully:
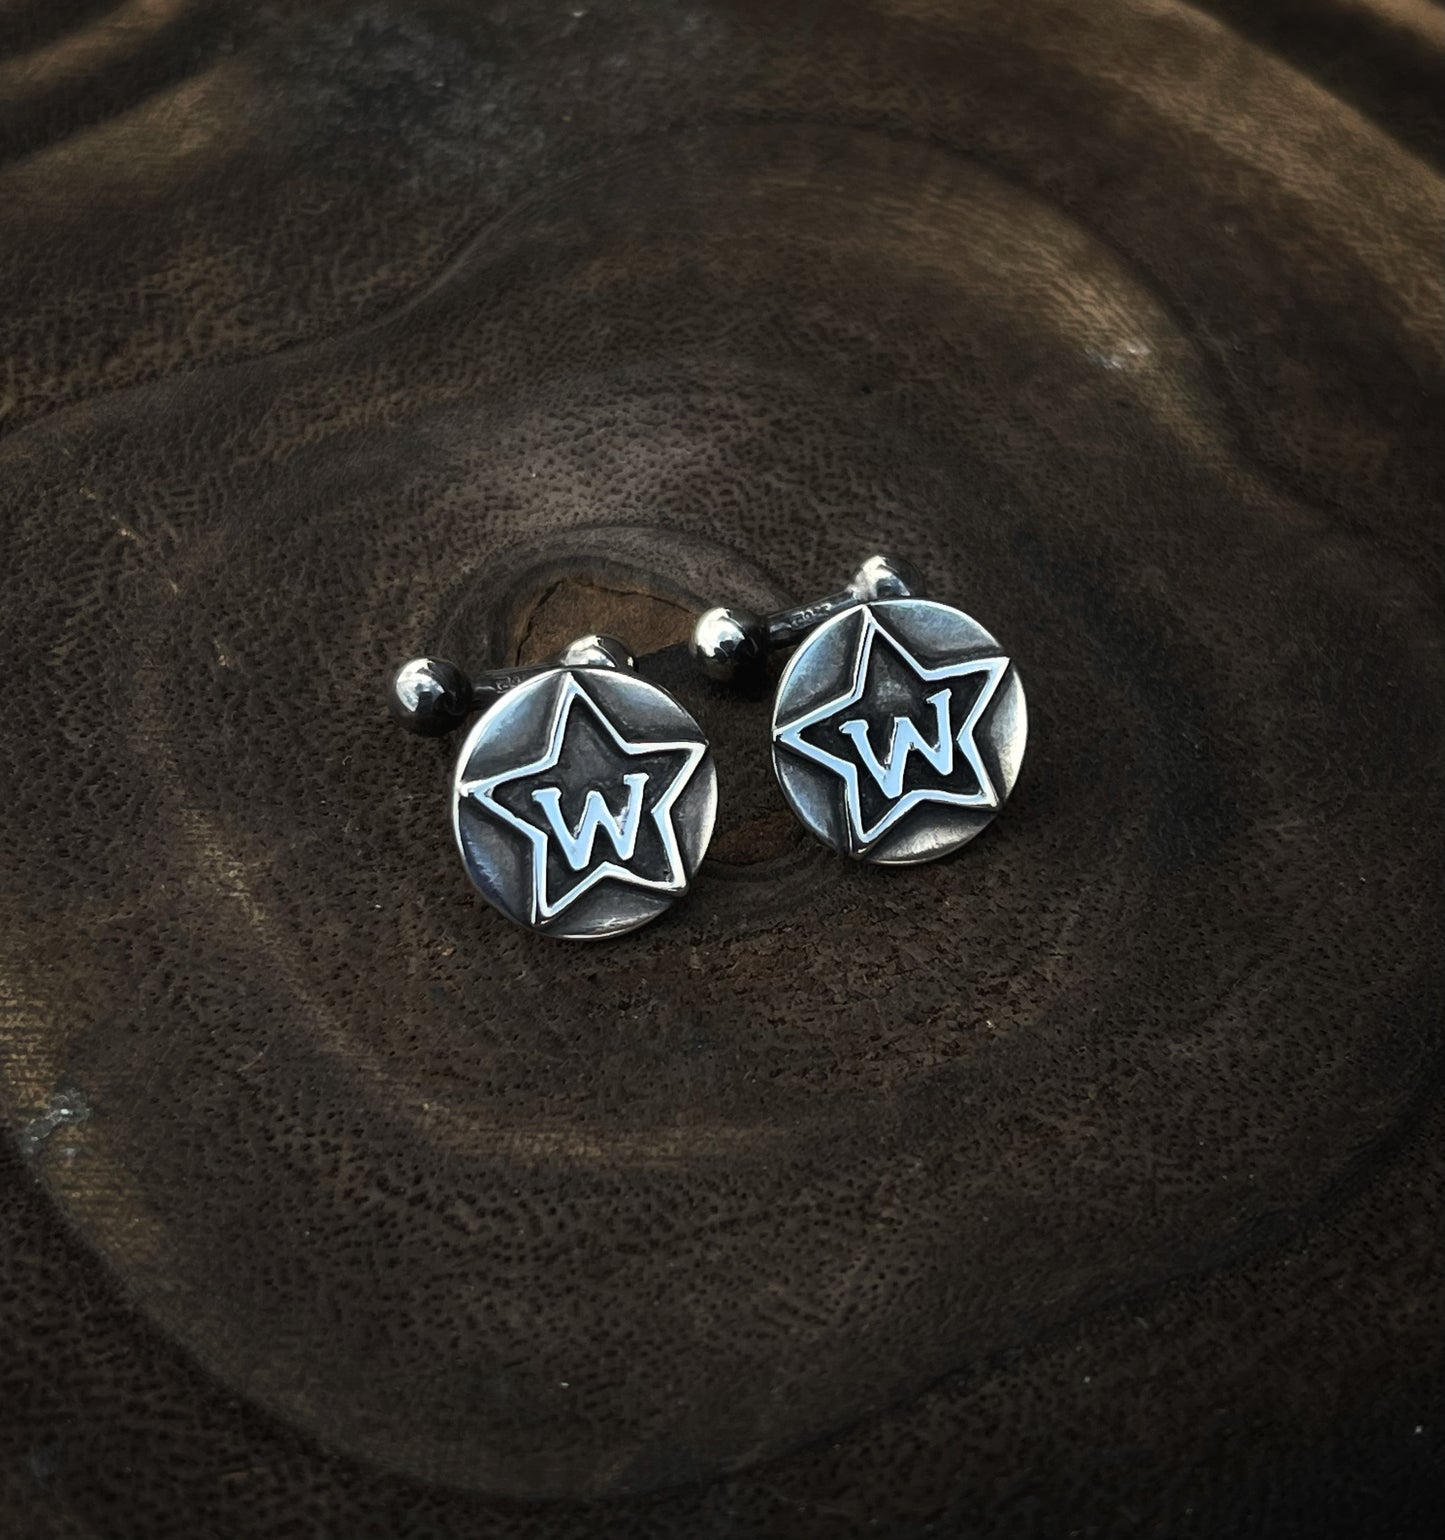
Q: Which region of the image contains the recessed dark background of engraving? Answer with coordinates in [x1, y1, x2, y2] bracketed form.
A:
[0, 2, 1441, 1536]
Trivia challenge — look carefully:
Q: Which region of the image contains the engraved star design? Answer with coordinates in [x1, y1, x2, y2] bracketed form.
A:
[774, 606, 1010, 855]
[459, 673, 706, 924]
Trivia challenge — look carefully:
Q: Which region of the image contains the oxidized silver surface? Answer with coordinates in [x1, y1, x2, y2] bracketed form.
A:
[452, 666, 717, 939]
[771, 598, 1027, 864]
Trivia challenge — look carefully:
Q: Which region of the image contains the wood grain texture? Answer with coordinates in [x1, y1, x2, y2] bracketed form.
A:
[0, 1, 1442, 1535]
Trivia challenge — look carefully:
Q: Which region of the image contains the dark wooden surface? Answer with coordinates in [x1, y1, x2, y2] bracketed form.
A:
[1, 1, 1442, 1535]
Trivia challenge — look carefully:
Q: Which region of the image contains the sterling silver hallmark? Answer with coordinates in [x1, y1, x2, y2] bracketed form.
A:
[691, 556, 1027, 865]
[389, 636, 717, 939]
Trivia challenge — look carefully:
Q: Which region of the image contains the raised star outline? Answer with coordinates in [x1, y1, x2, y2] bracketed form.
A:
[773, 606, 1010, 855]
[458, 672, 706, 923]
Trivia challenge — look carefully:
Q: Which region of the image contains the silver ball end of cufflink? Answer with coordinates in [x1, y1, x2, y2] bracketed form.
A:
[387, 655, 473, 736]
[557, 633, 635, 672]
[850, 553, 926, 602]
[690, 606, 768, 684]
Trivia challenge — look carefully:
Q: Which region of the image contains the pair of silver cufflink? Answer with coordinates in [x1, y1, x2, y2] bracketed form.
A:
[387, 556, 1027, 939]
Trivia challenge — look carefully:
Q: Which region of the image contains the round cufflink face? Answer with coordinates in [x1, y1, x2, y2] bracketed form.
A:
[452, 666, 717, 939]
[770, 598, 1027, 865]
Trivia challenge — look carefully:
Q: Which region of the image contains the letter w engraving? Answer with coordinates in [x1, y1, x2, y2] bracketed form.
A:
[840, 689, 954, 800]
[532, 773, 649, 871]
